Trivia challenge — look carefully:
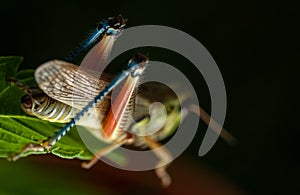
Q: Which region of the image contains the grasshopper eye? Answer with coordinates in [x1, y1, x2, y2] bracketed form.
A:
[105, 15, 126, 36]
[108, 15, 126, 29]
[21, 95, 33, 109]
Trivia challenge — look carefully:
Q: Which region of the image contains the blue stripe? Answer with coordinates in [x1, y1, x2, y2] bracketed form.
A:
[65, 21, 110, 62]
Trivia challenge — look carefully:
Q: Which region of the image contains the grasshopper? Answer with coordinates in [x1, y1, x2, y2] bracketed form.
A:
[8, 15, 235, 187]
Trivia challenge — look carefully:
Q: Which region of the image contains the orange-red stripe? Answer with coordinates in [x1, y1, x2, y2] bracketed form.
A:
[102, 76, 137, 139]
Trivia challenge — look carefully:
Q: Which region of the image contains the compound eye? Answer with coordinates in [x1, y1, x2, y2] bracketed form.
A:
[21, 95, 33, 109]
[108, 15, 126, 29]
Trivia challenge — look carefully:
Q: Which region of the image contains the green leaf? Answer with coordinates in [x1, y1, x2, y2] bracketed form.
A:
[0, 56, 126, 165]
[0, 56, 23, 77]
[0, 56, 23, 93]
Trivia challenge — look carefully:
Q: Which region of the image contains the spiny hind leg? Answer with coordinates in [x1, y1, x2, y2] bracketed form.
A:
[9, 140, 53, 161]
[142, 136, 173, 187]
[81, 137, 133, 169]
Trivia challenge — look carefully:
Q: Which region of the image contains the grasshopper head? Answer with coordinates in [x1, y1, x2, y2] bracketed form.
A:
[20, 92, 46, 116]
[21, 94, 34, 115]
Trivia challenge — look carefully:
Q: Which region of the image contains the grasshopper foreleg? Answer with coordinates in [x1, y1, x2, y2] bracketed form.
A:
[81, 136, 133, 169]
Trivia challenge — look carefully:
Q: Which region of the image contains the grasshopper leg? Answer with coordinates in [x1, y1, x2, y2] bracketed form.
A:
[142, 136, 172, 188]
[81, 136, 133, 169]
[9, 140, 52, 161]
[188, 104, 237, 145]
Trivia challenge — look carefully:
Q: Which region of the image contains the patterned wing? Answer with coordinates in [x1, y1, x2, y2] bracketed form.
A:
[35, 60, 112, 116]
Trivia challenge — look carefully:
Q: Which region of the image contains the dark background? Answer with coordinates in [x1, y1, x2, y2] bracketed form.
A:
[0, 0, 298, 194]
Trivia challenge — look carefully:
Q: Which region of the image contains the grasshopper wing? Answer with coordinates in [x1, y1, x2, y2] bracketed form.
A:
[35, 60, 112, 117]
